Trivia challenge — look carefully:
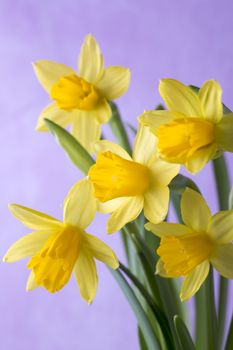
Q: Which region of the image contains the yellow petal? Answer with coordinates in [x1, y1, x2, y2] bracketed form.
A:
[36, 103, 74, 132]
[181, 188, 211, 231]
[78, 34, 103, 84]
[149, 157, 180, 186]
[138, 110, 174, 131]
[33, 60, 75, 93]
[63, 178, 96, 229]
[185, 143, 218, 174]
[132, 125, 157, 164]
[26, 271, 39, 291]
[71, 112, 101, 154]
[74, 250, 98, 304]
[159, 79, 201, 117]
[180, 261, 210, 301]
[97, 197, 127, 214]
[94, 140, 132, 160]
[144, 186, 169, 224]
[3, 231, 52, 262]
[199, 80, 223, 123]
[107, 196, 144, 234]
[83, 232, 119, 269]
[216, 114, 233, 152]
[211, 244, 233, 278]
[156, 258, 173, 277]
[9, 204, 62, 231]
[145, 222, 191, 237]
[208, 210, 233, 243]
[95, 66, 130, 100]
[90, 99, 112, 124]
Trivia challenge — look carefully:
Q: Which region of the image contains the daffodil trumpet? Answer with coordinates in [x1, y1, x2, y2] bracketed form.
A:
[145, 188, 233, 301]
[33, 34, 130, 153]
[139, 79, 233, 173]
[4, 179, 118, 303]
[88, 125, 180, 233]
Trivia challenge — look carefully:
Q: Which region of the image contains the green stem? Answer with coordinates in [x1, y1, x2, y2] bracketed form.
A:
[109, 268, 161, 350]
[119, 262, 159, 308]
[212, 156, 230, 349]
[109, 102, 131, 154]
[205, 268, 217, 350]
[119, 262, 174, 349]
[195, 285, 208, 350]
[213, 156, 230, 210]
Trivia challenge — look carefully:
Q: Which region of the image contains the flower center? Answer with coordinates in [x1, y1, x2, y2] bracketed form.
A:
[88, 151, 150, 202]
[50, 74, 101, 111]
[157, 118, 215, 163]
[157, 233, 214, 277]
[27, 225, 81, 292]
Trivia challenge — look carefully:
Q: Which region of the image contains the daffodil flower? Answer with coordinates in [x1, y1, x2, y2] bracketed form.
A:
[145, 188, 233, 301]
[4, 179, 119, 303]
[139, 79, 233, 173]
[88, 125, 180, 233]
[33, 34, 130, 153]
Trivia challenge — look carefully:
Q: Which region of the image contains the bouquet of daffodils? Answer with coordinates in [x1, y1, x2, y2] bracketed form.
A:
[4, 34, 233, 350]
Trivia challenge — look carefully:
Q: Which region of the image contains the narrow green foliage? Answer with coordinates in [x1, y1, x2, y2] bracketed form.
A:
[138, 327, 149, 350]
[174, 315, 195, 350]
[45, 119, 94, 175]
[225, 315, 233, 350]
[110, 269, 161, 350]
[169, 174, 200, 194]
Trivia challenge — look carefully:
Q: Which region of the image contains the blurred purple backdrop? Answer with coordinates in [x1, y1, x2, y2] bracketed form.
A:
[1, 0, 233, 349]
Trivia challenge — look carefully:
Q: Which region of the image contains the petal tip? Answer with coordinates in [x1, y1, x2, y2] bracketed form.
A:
[113, 261, 120, 270]
[2, 255, 8, 263]
[35, 121, 47, 132]
[8, 203, 16, 213]
[144, 222, 151, 231]
[180, 293, 187, 302]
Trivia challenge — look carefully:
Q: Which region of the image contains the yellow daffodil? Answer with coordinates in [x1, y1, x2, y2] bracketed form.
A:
[145, 188, 233, 301]
[139, 79, 233, 173]
[33, 34, 130, 153]
[4, 179, 119, 303]
[88, 125, 180, 233]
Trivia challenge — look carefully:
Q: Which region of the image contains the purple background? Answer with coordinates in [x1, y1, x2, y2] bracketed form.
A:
[1, 0, 233, 349]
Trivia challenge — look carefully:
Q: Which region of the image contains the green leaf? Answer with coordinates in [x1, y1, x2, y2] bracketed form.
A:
[110, 268, 161, 350]
[44, 119, 94, 175]
[138, 327, 149, 350]
[225, 315, 233, 350]
[124, 223, 181, 349]
[119, 262, 174, 350]
[155, 103, 165, 110]
[169, 174, 200, 194]
[174, 315, 195, 350]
